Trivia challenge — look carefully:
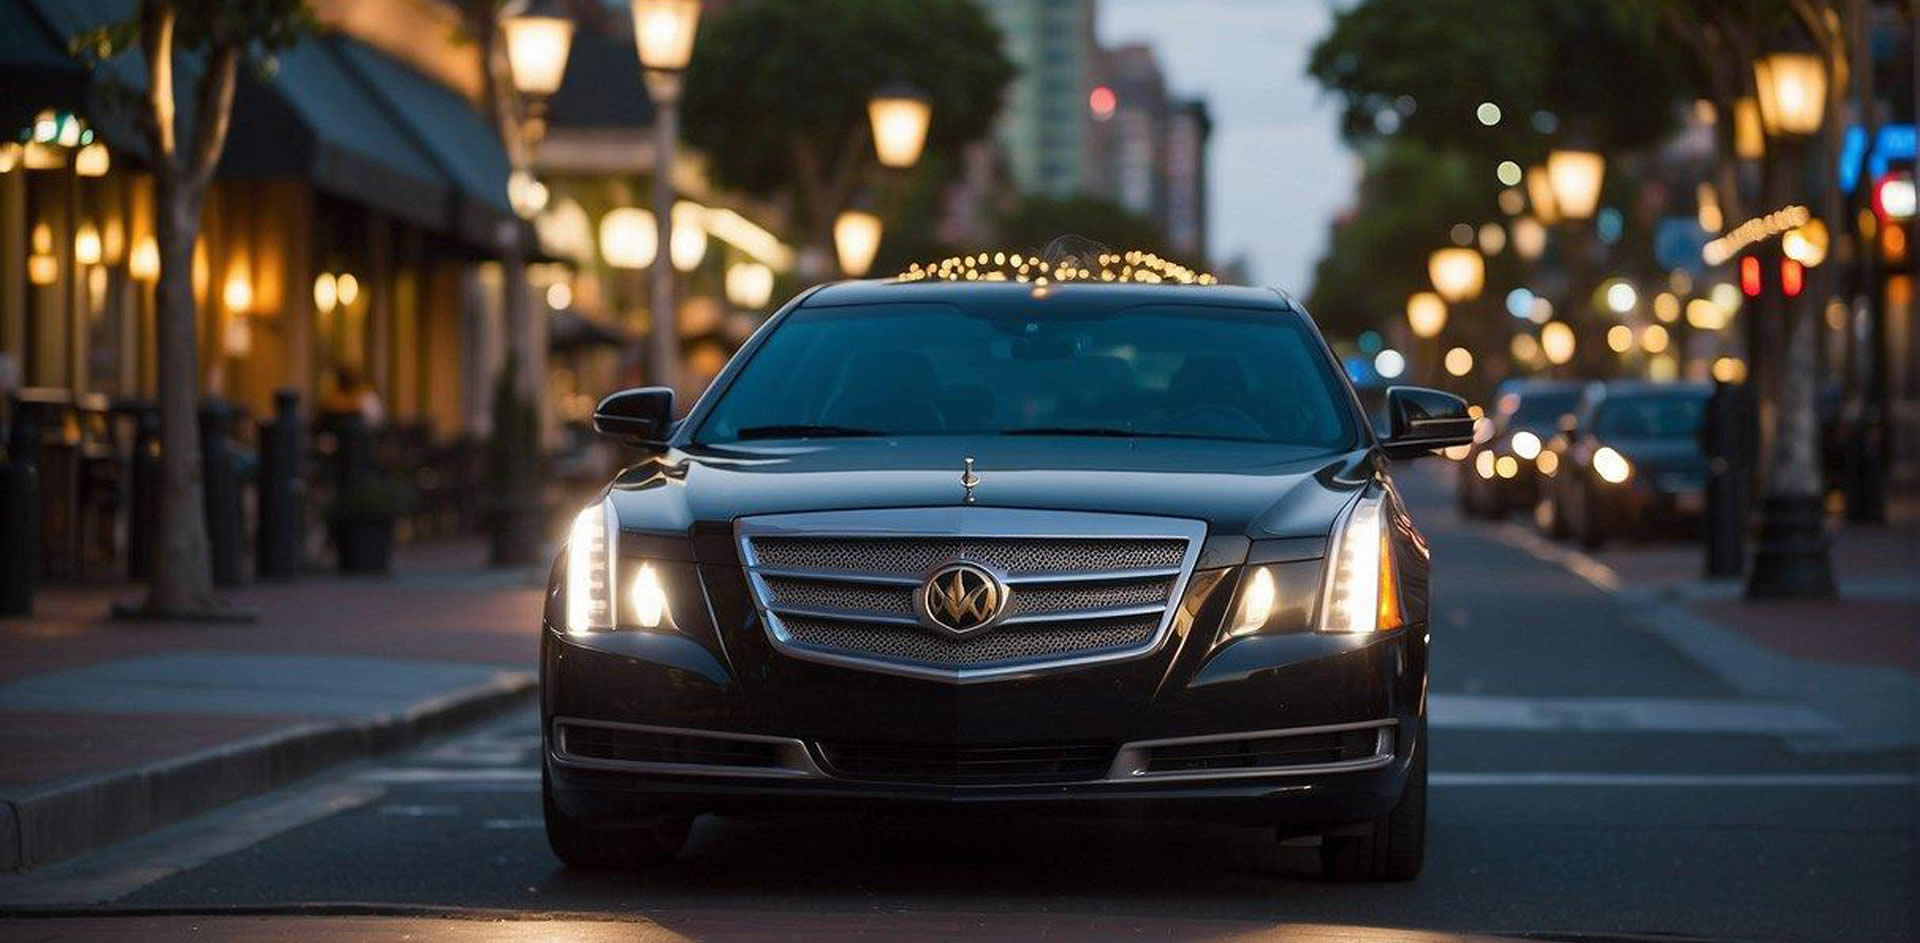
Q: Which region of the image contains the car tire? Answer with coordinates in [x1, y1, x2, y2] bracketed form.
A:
[542, 767, 693, 870]
[1320, 720, 1426, 883]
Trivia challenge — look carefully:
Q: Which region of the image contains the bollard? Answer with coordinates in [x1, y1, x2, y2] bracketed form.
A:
[256, 389, 304, 580]
[0, 460, 37, 616]
[198, 399, 245, 587]
[126, 403, 160, 580]
[1701, 380, 1753, 580]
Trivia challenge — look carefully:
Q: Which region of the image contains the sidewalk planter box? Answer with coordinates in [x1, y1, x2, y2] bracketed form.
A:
[329, 514, 395, 573]
[326, 475, 410, 574]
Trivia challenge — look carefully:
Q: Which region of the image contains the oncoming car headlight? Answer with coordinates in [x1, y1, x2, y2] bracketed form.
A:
[1510, 430, 1542, 460]
[1592, 446, 1633, 484]
[1319, 494, 1404, 633]
[565, 499, 672, 634]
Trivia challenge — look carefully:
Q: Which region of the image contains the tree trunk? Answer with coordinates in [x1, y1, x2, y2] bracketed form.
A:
[145, 169, 215, 612]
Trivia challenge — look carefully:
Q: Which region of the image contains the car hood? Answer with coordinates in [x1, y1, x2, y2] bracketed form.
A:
[607, 436, 1368, 544]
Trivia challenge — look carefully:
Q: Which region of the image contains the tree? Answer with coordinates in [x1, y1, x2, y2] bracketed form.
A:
[83, 1, 310, 615]
[680, 0, 1013, 263]
[997, 195, 1172, 264]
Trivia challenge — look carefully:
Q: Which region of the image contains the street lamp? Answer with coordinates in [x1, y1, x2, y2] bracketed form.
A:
[1545, 149, 1605, 221]
[1427, 247, 1483, 302]
[502, 6, 574, 140]
[1752, 52, 1827, 138]
[868, 83, 933, 169]
[599, 207, 658, 269]
[1746, 39, 1834, 599]
[1525, 165, 1560, 225]
[834, 210, 883, 277]
[1406, 292, 1447, 339]
[631, 0, 703, 390]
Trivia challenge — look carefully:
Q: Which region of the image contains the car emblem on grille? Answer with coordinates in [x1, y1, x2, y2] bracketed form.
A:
[916, 561, 1007, 637]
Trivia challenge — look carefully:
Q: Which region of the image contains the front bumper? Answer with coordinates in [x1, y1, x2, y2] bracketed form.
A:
[542, 559, 1427, 828]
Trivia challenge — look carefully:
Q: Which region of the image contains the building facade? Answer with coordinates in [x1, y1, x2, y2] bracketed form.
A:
[977, 0, 1098, 198]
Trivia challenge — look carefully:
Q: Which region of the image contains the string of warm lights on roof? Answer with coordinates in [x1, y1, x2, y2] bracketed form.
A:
[896, 250, 1217, 286]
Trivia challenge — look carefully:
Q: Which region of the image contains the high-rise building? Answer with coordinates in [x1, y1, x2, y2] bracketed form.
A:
[1163, 99, 1211, 259]
[976, 0, 1098, 197]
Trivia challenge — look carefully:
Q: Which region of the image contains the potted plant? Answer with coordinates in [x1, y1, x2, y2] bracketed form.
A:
[327, 473, 411, 574]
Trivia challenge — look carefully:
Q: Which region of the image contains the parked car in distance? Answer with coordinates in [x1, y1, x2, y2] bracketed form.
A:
[1457, 379, 1583, 519]
[1537, 381, 1713, 548]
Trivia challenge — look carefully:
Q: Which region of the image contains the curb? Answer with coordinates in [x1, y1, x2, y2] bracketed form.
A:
[0, 671, 535, 872]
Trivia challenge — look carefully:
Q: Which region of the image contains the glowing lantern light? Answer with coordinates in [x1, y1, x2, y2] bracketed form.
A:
[833, 210, 883, 277]
[869, 83, 933, 168]
[1546, 149, 1605, 221]
[1406, 292, 1447, 338]
[1541, 321, 1576, 365]
[1427, 247, 1484, 302]
[599, 207, 658, 269]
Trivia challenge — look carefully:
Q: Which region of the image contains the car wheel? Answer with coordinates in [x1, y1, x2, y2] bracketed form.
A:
[543, 766, 693, 870]
[1320, 720, 1426, 883]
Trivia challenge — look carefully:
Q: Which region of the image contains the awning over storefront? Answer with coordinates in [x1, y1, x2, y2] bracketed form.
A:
[5, 0, 514, 256]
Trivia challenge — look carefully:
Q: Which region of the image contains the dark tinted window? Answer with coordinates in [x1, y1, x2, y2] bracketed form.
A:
[1594, 393, 1707, 440]
[696, 302, 1357, 448]
[1510, 391, 1580, 426]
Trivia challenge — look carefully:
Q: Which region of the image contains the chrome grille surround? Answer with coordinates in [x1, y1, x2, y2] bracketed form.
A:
[737, 508, 1206, 682]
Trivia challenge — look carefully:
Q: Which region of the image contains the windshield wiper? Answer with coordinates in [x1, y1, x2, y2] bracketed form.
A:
[733, 424, 888, 440]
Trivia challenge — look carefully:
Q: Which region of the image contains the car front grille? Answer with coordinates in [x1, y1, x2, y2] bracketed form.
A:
[737, 510, 1204, 680]
[817, 740, 1116, 785]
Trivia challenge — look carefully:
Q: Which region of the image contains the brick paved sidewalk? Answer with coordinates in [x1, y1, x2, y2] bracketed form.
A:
[0, 540, 546, 869]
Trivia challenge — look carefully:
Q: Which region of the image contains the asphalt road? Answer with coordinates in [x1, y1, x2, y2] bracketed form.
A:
[4, 465, 1915, 942]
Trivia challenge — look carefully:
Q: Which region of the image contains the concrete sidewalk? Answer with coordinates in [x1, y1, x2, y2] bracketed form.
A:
[0, 541, 545, 871]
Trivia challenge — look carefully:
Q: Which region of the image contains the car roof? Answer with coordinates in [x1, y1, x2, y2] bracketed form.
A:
[1592, 379, 1714, 398]
[801, 279, 1299, 314]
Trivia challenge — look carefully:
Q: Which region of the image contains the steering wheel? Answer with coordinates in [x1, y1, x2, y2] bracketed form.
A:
[1168, 404, 1265, 438]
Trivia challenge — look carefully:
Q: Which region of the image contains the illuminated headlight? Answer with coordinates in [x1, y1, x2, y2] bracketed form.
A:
[1227, 565, 1278, 637]
[1510, 430, 1542, 460]
[566, 500, 673, 633]
[1320, 495, 1404, 633]
[1535, 449, 1560, 477]
[1474, 450, 1496, 479]
[1495, 455, 1519, 478]
[1592, 446, 1633, 484]
[566, 500, 616, 634]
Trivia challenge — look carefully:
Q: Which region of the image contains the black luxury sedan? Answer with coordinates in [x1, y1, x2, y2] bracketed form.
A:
[1458, 379, 1583, 519]
[541, 276, 1474, 882]
[1536, 380, 1713, 548]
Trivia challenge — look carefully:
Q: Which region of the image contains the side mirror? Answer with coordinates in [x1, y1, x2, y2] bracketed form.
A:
[592, 387, 675, 447]
[1381, 386, 1474, 460]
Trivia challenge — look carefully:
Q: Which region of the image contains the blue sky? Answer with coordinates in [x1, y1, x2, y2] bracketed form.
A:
[1100, 0, 1354, 293]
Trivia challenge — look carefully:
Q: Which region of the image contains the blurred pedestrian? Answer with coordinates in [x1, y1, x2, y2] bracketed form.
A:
[322, 367, 385, 428]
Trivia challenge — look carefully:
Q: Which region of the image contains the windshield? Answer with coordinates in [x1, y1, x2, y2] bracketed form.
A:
[1508, 391, 1580, 427]
[695, 302, 1357, 448]
[1594, 393, 1707, 440]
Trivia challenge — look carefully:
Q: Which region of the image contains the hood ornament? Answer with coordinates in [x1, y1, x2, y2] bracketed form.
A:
[960, 456, 980, 504]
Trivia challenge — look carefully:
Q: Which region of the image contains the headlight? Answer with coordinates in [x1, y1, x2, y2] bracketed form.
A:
[1592, 446, 1632, 484]
[566, 500, 616, 634]
[1535, 449, 1560, 477]
[1320, 494, 1404, 633]
[1495, 455, 1519, 479]
[1474, 450, 1496, 479]
[1227, 565, 1278, 637]
[1510, 430, 1542, 459]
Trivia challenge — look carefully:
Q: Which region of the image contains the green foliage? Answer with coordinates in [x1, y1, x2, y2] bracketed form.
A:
[73, 0, 314, 66]
[1304, 139, 1491, 338]
[996, 195, 1172, 264]
[680, 0, 1014, 210]
[1308, 0, 1686, 157]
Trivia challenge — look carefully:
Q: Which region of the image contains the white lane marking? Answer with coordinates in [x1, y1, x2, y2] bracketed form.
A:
[482, 817, 546, 830]
[0, 782, 384, 906]
[1430, 693, 1840, 734]
[377, 803, 461, 817]
[1492, 522, 1621, 591]
[1432, 771, 1918, 787]
[355, 767, 541, 784]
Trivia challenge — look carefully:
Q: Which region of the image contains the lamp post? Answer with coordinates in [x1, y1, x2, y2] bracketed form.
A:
[631, 0, 702, 392]
[1745, 41, 1834, 599]
[501, 7, 575, 142]
[1538, 148, 1605, 374]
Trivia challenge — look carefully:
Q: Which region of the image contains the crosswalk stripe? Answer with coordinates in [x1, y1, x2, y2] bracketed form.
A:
[1432, 771, 1916, 787]
[1430, 693, 1839, 734]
